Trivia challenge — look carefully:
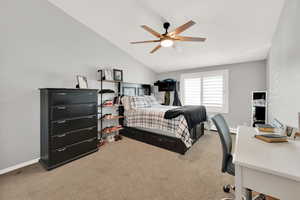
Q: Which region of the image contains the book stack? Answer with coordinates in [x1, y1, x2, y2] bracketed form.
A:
[255, 124, 275, 132]
[255, 134, 288, 143]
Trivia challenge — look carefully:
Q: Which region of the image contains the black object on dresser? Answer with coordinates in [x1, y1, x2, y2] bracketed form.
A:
[40, 88, 98, 170]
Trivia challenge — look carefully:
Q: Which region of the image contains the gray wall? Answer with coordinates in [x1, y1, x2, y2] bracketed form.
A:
[267, 0, 300, 128]
[0, 0, 155, 170]
[156, 61, 266, 129]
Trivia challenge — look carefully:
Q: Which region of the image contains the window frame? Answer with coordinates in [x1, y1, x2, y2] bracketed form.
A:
[180, 69, 229, 113]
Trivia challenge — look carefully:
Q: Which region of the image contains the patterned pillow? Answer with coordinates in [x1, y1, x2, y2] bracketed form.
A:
[130, 96, 151, 109]
[145, 96, 160, 106]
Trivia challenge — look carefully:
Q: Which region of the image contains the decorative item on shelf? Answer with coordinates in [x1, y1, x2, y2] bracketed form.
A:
[101, 125, 123, 134]
[101, 100, 114, 107]
[113, 69, 123, 81]
[99, 113, 112, 120]
[104, 69, 113, 81]
[99, 89, 115, 94]
[97, 68, 114, 81]
[76, 75, 88, 88]
[100, 114, 124, 120]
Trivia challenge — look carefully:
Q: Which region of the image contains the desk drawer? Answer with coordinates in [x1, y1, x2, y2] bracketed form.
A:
[50, 138, 97, 165]
[51, 126, 97, 149]
[51, 104, 97, 121]
[51, 115, 97, 135]
[51, 91, 97, 105]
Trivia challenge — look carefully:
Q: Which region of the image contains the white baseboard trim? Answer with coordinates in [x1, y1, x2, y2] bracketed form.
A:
[0, 158, 39, 175]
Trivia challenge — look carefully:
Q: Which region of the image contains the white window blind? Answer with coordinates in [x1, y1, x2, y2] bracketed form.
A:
[202, 75, 223, 108]
[181, 70, 229, 113]
[184, 78, 201, 105]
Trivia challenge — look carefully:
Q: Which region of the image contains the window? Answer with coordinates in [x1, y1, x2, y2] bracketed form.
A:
[180, 70, 229, 113]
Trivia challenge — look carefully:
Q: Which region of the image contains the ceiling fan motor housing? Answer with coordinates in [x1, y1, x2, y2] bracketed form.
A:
[163, 22, 170, 34]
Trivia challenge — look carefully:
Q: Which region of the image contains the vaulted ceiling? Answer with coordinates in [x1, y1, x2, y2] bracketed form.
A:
[48, 0, 285, 73]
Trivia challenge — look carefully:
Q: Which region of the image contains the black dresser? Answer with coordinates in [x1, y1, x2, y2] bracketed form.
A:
[40, 88, 98, 170]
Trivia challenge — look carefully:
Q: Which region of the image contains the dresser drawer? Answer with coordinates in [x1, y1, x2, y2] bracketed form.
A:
[50, 138, 97, 165]
[51, 115, 97, 135]
[51, 126, 97, 149]
[51, 104, 97, 121]
[51, 91, 97, 105]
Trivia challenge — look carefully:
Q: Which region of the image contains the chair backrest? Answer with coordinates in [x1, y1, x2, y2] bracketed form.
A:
[211, 114, 232, 173]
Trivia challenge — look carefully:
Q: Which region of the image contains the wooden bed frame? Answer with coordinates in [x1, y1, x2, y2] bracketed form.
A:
[119, 82, 205, 155]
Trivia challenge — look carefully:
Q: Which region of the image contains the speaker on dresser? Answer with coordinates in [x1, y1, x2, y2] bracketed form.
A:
[39, 88, 98, 170]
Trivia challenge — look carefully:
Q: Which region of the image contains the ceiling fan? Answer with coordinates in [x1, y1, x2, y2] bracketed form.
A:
[130, 20, 206, 54]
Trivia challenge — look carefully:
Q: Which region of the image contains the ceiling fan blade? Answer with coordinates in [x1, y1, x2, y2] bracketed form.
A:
[130, 40, 161, 44]
[150, 45, 161, 53]
[174, 36, 206, 42]
[141, 25, 162, 38]
[168, 20, 196, 36]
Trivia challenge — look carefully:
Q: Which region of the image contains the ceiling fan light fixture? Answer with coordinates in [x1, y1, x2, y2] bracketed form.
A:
[160, 39, 174, 47]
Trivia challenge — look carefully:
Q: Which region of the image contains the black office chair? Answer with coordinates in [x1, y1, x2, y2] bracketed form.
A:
[212, 114, 266, 200]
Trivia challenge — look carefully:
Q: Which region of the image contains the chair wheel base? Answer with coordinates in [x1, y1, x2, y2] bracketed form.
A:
[223, 185, 231, 193]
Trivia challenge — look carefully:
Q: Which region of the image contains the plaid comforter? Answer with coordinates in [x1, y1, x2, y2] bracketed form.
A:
[124, 105, 192, 147]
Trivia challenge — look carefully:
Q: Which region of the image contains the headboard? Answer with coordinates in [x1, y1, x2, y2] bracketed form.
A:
[120, 82, 151, 96]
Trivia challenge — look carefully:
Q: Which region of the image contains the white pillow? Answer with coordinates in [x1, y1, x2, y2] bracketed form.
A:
[130, 96, 151, 109]
[145, 95, 160, 106]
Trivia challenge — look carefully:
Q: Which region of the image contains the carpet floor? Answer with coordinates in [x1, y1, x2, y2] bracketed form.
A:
[0, 131, 235, 200]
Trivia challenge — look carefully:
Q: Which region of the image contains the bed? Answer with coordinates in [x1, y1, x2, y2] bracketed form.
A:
[119, 83, 206, 154]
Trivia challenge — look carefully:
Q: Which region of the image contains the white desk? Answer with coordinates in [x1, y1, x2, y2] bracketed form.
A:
[233, 126, 300, 200]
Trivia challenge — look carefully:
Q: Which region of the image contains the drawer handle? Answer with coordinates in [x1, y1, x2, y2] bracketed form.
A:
[57, 120, 66, 124]
[57, 147, 66, 152]
[87, 104, 94, 107]
[57, 93, 67, 96]
[88, 93, 93, 95]
[57, 134, 66, 138]
[56, 106, 66, 110]
[86, 116, 94, 119]
[87, 138, 95, 142]
[85, 127, 95, 131]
